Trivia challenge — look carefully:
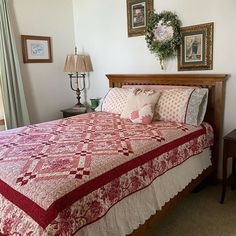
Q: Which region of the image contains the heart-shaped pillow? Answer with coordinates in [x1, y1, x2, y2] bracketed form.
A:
[129, 104, 154, 124]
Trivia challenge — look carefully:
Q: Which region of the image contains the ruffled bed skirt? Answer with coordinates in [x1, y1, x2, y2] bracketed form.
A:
[77, 148, 211, 236]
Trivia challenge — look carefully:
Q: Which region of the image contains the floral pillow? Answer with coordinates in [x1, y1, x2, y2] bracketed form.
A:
[129, 104, 154, 124]
[121, 89, 161, 119]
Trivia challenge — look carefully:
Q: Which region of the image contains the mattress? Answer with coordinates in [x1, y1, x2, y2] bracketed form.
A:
[0, 112, 213, 235]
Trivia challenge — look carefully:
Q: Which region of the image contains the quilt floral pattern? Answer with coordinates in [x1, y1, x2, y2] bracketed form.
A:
[0, 112, 213, 235]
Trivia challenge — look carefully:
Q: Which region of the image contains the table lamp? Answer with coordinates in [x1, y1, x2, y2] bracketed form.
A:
[64, 47, 93, 111]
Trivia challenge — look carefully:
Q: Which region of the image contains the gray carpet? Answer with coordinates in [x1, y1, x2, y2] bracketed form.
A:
[147, 185, 236, 236]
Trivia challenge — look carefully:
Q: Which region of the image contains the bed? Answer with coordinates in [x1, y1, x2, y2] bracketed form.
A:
[0, 74, 226, 236]
[106, 74, 226, 236]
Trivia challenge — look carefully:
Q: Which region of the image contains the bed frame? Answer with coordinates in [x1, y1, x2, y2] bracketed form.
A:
[106, 74, 227, 236]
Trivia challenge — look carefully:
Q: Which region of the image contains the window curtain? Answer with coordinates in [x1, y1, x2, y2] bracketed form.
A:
[0, 87, 4, 121]
[0, 0, 30, 129]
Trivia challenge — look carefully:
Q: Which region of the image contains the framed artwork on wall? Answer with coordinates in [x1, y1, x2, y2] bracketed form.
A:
[177, 22, 213, 71]
[127, 0, 153, 37]
[21, 35, 52, 63]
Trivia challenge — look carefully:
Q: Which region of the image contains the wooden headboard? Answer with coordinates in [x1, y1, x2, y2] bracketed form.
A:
[106, 74, 227, 176]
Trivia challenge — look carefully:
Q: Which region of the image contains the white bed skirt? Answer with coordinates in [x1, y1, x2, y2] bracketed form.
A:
[77, 148, 211, 236]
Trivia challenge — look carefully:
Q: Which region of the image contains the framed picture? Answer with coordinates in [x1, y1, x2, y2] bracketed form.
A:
[21, 35, 52, 63]
[178, 22, 213, 71]
[127, 0, 153, 37]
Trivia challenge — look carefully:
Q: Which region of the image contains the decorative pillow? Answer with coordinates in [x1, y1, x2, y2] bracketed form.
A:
[154, 88, 195, 123]
[185, 88, 208, 126]
[121, 89, 161, 119]
[122, 85, 208, 125]
[100, 88, 132, 114]
[130, 104, 154, 124]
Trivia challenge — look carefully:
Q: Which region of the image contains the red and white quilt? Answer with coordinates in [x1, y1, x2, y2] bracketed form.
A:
[0, 112, 213, 235]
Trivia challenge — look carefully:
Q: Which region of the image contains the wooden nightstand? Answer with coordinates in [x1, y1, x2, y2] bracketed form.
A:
[61, 108, 87, 118]
[220, 129, 236, 203]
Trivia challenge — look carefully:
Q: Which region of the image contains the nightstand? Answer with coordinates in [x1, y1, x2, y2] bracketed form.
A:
[220, 129, 236, 203]
[61, 108, 87, 118]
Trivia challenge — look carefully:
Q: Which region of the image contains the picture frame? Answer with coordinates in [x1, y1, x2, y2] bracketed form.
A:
[178, 22, 213, 71]
[21, 35, 52, 63]
[127, 0, 153, 37]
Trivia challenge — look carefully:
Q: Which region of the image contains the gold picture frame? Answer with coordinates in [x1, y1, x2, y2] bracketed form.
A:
[178, 22, 213, 71]
[127, 0, 153, 37]
[21, 35, 52, 63]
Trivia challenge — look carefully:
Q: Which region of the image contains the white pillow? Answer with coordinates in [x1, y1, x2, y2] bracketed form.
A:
[121, 89, 161, 119]
[100, 88, 132, 114]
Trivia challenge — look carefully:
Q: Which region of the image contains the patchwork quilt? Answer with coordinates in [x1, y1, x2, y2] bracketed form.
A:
[0, 112, 213, 235]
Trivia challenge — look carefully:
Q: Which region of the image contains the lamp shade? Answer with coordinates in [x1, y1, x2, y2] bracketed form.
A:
[64, 54, 93, 73]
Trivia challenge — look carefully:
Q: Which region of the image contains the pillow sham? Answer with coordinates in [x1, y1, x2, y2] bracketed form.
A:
[100, 88, 132, 114]
[129, 104, 154, 125]
[123, 85, 208, 125]
[154, 88, 208, 126]
[121, 89, 161, 119]
[185, 88, 208, 126]
[154, 88, 194, 123]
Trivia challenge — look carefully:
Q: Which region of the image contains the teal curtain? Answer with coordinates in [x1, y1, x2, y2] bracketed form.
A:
[0, 0, 30, 128]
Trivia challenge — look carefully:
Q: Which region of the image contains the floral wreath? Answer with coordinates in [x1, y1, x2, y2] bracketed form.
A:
[145, 11, 182, 69]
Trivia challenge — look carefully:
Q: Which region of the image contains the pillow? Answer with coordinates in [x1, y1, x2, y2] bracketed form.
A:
[154, 88, 208, 126]
[154, 88, 195, 123]
[95, 98, 103, 112]
[185, 88, 208, 126]
[122, 85, 208, 125]
[121, 89, 161, 119]
[100, 88, 132, 114]
[130, 104, 154, 124]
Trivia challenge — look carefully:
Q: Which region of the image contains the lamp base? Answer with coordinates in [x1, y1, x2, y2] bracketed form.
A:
[72, 103, 87, 113]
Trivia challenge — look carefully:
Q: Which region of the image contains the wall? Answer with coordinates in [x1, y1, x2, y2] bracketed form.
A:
[73, 0, 236, 137]
[11, 0, 76, 124]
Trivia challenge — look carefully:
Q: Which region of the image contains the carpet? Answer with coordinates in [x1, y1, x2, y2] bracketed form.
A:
[147, 185, 236, 236]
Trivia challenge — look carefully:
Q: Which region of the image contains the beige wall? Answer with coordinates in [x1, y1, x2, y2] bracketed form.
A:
[12, 0, 76, 124]
[73, 0, 236, 136]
